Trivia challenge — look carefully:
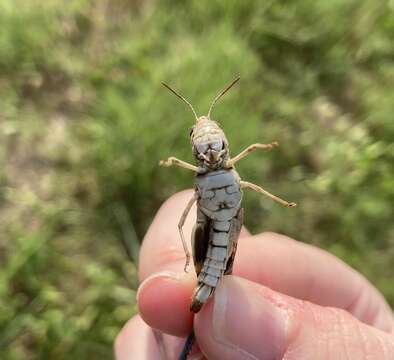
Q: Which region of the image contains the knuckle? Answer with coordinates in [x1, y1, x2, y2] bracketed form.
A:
[327, 307, 393, 360]
[375, 331, 394, 359]
[346, 281, 394, 333]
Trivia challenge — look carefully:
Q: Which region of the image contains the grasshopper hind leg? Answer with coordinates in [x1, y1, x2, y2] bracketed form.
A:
[190, 209, 212, 312]
[191, 208, 210, 276]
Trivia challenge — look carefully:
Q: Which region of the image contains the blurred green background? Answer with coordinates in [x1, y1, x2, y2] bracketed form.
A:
[1, 0, 393, 358]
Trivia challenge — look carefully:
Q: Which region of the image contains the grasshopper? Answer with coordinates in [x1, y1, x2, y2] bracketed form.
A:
[160, 77, 296, 359]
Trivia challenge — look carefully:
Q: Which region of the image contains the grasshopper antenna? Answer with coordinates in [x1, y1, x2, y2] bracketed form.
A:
[207, 76, 240, 119]
[162, 82, 199, 122]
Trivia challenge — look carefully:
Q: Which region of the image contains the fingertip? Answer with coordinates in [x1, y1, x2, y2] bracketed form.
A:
[137, 270, 195, 337]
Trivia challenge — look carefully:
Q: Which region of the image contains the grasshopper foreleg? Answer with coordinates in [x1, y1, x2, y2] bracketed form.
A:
[178, 193, 198, 272]
[159, 156, 199, 172]
[226, 142, 278, 167]
[240, 180, 296, 208]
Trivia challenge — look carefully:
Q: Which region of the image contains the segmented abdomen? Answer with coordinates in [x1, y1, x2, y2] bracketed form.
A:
[191, 219, 240, 312]
[200, 220, 231, 281]
[191, 169, 243, 312]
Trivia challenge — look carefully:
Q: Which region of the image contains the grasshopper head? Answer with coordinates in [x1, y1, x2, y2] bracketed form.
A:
[190, 116, 229, 170]
[162, 77, 239, 172]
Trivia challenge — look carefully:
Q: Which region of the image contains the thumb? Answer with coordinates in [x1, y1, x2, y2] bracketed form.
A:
[194, 276, 394, 360]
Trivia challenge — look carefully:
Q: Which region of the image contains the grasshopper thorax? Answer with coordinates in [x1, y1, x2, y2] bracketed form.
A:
[190, 116, 229, 171]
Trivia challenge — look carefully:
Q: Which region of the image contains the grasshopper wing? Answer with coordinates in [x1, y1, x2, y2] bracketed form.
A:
[225, 207, 243, 275]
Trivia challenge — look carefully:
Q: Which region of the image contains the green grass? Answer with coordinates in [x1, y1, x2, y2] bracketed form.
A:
[1, 0, 393, 358]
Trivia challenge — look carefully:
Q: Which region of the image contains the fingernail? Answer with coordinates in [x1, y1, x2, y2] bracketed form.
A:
[137, 271, 181, 303]
[212, 277, 287, 360]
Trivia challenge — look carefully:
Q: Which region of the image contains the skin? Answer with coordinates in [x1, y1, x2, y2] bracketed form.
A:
[115, 190, 394, 360]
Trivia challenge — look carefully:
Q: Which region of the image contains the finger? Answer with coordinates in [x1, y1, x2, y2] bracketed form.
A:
[137, 269, 195, 336]
[137, 190, 197, 336]
[137, 190, 249, 336]
[234, 232, 394, 332]
[115, 315, 206, 360]
[195, 276, 394, 360]
[114, 315, 161, 360]
[139, 228, 394, 336]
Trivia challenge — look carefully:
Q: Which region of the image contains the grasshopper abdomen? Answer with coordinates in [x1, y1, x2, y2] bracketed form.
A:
[190, 168, 243, 312]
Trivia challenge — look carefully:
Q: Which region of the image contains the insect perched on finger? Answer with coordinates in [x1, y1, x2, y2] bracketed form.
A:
[160, 77, 296, 359]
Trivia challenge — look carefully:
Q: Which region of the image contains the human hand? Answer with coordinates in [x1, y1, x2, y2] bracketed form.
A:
[115, 190, 394, 359]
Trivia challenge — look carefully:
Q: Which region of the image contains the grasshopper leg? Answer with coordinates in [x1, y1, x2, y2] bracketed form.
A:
[178, 193, 198, 272]
[159, 156, 199, 172]
[240, 180, 296, 207]
[226, 142, 278, 167]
